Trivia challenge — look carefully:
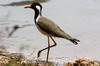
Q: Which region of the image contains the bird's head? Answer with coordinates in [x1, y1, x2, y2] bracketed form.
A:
[24, 2, 42, 11]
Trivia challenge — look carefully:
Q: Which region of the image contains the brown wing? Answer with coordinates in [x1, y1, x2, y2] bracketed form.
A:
[36, 17, 72, 40]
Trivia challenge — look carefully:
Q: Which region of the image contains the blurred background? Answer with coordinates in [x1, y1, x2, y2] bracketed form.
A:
[0, 0, 100, 65]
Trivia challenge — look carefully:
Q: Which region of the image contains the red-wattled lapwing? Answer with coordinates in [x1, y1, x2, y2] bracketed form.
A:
[25, 2, 80, 62]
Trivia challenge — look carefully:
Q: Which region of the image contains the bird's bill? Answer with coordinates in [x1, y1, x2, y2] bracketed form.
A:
[24, 5, 32, 8]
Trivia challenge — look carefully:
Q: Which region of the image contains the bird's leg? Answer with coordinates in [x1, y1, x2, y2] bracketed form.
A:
[37, 37, 50, 58]
[50, 36, 57, 47]
[46, 36, 50, 62]
[46, 36, 57, 62]
[37, 36, 57, 60]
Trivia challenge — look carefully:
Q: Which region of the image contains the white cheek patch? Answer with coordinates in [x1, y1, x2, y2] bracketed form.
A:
[36, 5, 40, 11]
[35, 5, 41, 22]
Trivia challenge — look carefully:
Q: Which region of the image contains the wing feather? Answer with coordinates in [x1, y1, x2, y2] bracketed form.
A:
[36, 17, 72, 40]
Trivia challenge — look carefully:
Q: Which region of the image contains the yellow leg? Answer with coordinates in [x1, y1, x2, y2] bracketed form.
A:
[37, 36, 57, 62]
[46, 36, 50, 62]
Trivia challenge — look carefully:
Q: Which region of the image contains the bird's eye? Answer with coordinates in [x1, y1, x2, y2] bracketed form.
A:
[32, 3, 37, 6]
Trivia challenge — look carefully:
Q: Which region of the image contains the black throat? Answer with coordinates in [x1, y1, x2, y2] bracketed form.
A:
[34, 8, 42, 23]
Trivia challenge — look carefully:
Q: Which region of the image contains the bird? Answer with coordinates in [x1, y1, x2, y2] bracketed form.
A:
[24, 2, 80, 62]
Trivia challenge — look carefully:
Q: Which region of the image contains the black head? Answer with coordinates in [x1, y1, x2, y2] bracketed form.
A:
[24, 2, 42, 10]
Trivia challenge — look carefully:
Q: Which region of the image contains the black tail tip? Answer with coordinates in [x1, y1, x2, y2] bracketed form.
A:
[70, 38, 80, 45]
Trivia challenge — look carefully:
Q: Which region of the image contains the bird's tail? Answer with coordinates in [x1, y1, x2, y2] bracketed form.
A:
[69, 38, 80, 45]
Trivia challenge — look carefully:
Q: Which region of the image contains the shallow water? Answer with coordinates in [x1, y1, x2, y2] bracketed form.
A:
[0, 0, 100, 65]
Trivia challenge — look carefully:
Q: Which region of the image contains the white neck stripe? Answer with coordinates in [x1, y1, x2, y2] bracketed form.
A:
[35, 5, 41, 22]
[36, 15, 41, 22]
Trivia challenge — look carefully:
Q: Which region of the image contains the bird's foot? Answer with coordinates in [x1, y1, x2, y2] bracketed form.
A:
[36, 58, 40, 62]
[37, 50, 42, 58]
